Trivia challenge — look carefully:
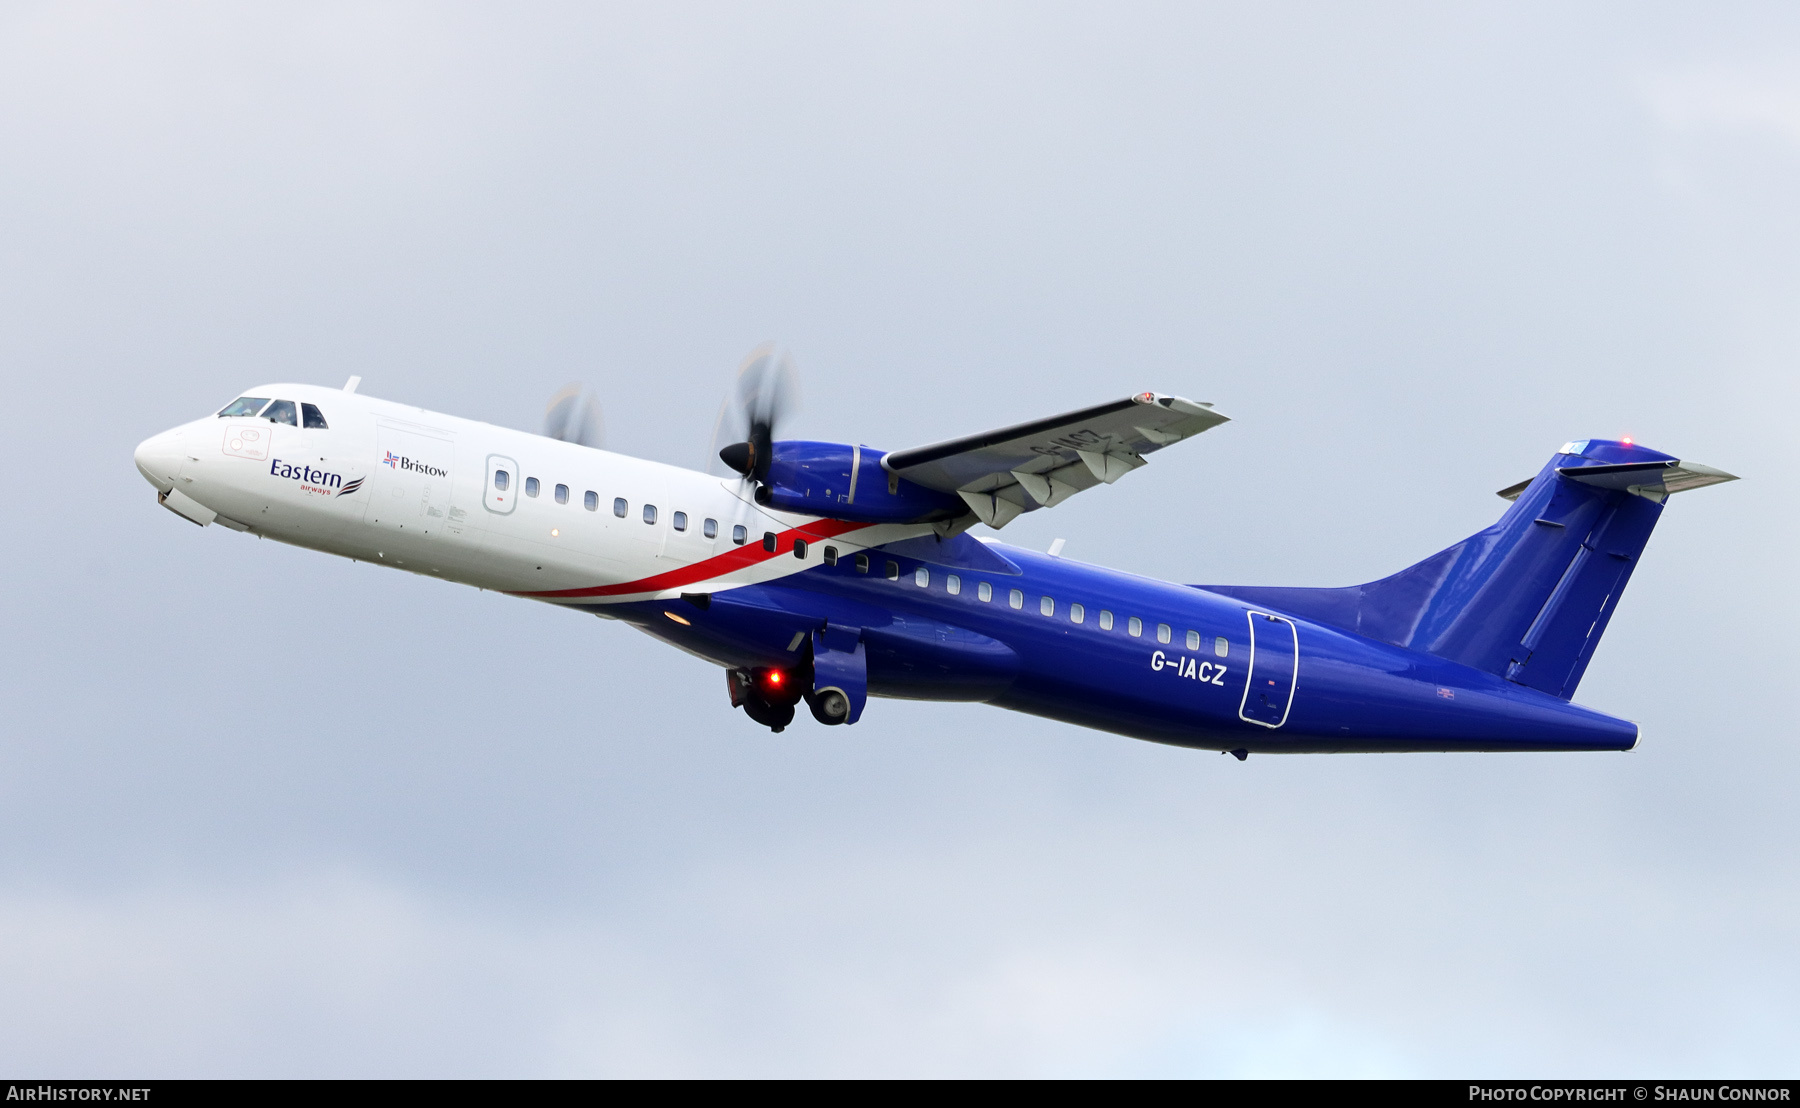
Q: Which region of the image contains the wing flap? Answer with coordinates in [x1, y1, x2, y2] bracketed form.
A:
[886, 392, 1227, 526]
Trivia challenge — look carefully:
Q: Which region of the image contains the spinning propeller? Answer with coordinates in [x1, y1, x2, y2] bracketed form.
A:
[543, 383, 606, 449]
[710, 342, 799, 485]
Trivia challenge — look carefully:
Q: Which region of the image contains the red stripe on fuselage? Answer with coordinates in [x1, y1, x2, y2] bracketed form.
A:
[517, 517, 873, 599]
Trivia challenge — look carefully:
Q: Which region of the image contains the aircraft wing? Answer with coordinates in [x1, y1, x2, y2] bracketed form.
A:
[882, 392, 1228, 528]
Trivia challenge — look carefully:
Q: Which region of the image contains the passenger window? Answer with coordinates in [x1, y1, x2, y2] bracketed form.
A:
[978, 582, 993, 602]
[704, 518, 718, 539]
[1128, 617, 1143, 637]
[946, 574, 961, 595]
[1214, 636, 1229, 657]
[584, 490, 598, 511]
[885, 560, 900, 580]
[732, 525, 747, 545]
[494, 470, 510, 492]
[301, 403, 329, 429]
[263, 400, 297, 426]
[1186, 630, 1200, 650]
[823, 545, 838, 566]
[1099, 610, 1114, 630]
[1008, 589, 1024, 609]
[1040, 596, 1054, 616]
[1157, 623, 1172, 644]
[555, 484, 569, 505]
[915, 567, 929, 587]
[613, 497, 628, 518]
[795, 540, 808, 559]
[855, 553, 869, 573]
[643, 504, 657, 525]
[1071, 602, 1085, 624]
[673, 511, 687, 531]
[218, 397, 270, 418]
[525, 477, 540, 497]
[764, 532, 777, 552]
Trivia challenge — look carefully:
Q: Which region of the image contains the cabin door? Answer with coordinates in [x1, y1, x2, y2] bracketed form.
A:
[367, 420, 456, 538]
[1239, 611, 1298, 729]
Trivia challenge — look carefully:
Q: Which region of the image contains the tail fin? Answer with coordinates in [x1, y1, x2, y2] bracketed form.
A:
[1204, 440, 1735, 700]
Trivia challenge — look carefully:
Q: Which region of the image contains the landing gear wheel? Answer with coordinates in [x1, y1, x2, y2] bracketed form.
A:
[743, 698, 795, 733]
[807, 688, 851, 726]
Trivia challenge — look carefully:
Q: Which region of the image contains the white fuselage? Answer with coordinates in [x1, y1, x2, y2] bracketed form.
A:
[133, 382, 927, 608]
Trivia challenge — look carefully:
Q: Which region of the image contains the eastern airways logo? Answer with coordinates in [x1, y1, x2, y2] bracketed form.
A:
[383, 451, 447, 477]
[270, 458, 362, 497]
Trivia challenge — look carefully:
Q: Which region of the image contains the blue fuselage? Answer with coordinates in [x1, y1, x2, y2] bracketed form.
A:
[614, 538, 1638, 755]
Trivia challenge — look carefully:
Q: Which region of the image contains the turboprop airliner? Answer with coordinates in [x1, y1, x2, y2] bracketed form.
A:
[132, 351, 1735, 756]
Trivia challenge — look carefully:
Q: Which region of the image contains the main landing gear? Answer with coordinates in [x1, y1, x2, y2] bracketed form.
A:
[728, 630, 868, 733]
[728, 667, 806, 733]
[727, 665, 856, 732]
[807, 687, 852, 725]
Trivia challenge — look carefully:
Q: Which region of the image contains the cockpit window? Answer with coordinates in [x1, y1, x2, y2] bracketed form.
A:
[218, 397, 270, 418]
[263, 400, 298, 426]
[301, 403, 329, 430]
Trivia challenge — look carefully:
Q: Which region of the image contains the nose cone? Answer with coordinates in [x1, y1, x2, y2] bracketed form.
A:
[134, 429, 186, 492]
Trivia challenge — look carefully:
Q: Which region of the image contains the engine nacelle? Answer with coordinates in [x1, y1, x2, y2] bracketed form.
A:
[754, 440, 965, 524]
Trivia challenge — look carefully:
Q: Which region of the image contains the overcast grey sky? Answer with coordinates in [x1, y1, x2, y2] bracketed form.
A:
[0, 1, 1794, 1077]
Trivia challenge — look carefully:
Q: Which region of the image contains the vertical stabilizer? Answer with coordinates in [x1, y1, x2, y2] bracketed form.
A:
[1202, 440, 1735, 699]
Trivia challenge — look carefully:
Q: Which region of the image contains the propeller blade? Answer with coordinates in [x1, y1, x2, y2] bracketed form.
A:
[708, 342, 800, 481]
[544, 383, 605, 449]
[707, 393, 738, 477]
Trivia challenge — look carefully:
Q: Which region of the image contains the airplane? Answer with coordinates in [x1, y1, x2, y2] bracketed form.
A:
[132, 351, 1736, 757]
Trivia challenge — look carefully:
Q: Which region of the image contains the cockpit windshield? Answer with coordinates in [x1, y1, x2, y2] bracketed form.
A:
[262, 400, 298, 426]
[301, 403, 328, 429]
[218, 397, 270, 418]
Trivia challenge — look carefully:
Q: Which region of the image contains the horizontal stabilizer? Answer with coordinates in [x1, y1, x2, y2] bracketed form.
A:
[1499, 445, 1736, 503]
[884, 392, 1228, 528]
